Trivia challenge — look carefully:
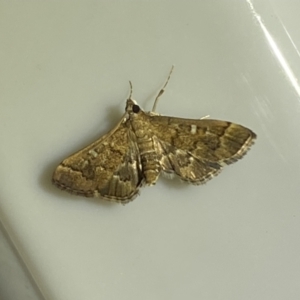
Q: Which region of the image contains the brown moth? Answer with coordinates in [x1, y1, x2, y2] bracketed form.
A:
[52, 67, 256, 204]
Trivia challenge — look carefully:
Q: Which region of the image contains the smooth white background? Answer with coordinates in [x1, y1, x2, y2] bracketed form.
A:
[1, 1, 300, 299]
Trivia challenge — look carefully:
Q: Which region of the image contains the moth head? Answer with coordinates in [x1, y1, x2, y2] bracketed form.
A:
[125, 81, 142, 116]
[126, 99, 141, 115]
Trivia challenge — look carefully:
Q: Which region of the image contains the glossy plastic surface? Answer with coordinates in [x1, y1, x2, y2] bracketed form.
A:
[1, 1, 300, 299]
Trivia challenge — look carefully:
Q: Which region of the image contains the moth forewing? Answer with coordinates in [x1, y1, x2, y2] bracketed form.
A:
[148, 115, 256, 165]
[52, 114, 144, 203]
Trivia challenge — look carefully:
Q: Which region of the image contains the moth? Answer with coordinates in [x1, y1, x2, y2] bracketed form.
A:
[52, 67, 256, 204]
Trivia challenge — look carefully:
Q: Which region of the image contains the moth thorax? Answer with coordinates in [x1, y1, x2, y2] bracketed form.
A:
[135, 129, 146, 138]
[131, 117, 149, 138]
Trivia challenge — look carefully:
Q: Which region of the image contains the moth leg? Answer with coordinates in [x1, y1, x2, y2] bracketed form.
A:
[200, 115, 210, 119]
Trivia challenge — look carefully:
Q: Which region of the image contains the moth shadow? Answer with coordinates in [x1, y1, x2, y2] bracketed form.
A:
[160, 174, 194, 191]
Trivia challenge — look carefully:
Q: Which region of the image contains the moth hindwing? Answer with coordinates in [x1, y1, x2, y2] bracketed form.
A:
[52, 70, 256, 204]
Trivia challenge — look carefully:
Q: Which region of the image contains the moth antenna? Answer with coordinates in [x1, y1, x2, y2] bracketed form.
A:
[152, 65, 174, 112]
[129, 81, 133, 99]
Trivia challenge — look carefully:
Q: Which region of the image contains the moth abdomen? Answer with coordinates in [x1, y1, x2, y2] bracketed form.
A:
[140, 152, 161, 185]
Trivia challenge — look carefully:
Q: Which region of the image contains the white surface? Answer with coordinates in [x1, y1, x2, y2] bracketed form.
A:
[1, 1, 300, 300]
[0, 222, 43, 300]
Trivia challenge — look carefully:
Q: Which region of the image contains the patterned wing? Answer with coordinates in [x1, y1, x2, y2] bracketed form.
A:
[155, 137, 222, 184]
[52, 121, 143, 203]
[148, 115, 256, 183]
